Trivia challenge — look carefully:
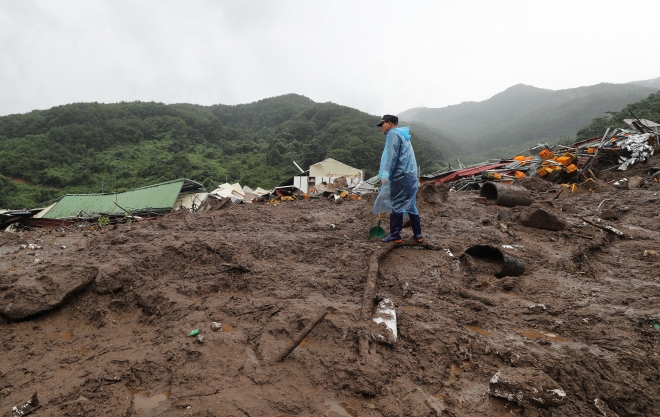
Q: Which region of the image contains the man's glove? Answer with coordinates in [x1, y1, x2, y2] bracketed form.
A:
[380, 178, 389, 186]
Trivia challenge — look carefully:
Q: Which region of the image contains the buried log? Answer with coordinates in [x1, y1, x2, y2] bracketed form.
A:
[480, 182, 533, 207]
[271, 308, 330, 364]
[361, 239, 439, 319]
[580, 217, 625, 237]
[462, 244, 525, 278]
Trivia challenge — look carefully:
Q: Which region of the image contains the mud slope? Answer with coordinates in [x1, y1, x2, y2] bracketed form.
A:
[1, 171, 659, 416]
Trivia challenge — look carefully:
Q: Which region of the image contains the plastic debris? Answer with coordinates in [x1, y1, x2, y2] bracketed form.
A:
[649, 318, 660, 330]
[12, 392, 38, 417]
[371, 297, 397, 345]
[188, 329, 200, 337]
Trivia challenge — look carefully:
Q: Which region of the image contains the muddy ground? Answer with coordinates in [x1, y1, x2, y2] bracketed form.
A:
[1, 159, 660, 417]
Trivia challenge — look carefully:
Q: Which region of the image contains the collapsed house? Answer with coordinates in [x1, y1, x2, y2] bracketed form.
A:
[292, 158, 364, 193]
[1, 178, 206, 229]
[209, 183, 269, 203]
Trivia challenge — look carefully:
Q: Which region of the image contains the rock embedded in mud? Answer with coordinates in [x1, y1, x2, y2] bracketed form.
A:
[489, 368, 566, 408]
[628, 176, 644, 189]
[600, 209, 619, 221]
[210, 322, 222, 331]
[1, 265, 98, 320]
[519, 207, 566, 231]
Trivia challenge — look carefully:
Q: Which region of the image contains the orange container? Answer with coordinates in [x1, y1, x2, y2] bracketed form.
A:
[566, 164, 577, 173]
[537, 167, 553, 177]
[513, 155, 526, 161]
[484, 172, 502, 180]
[514, 170, 526, 178]
[556, 156, 572, 166]
[587, 147, 597, 154]
[563, 152, 577, 163]
[539, 149, 555, 160]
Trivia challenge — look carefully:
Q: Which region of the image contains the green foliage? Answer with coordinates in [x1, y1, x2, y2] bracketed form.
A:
[577, 92, 660, 140]
[0, 95, 447, 208]
[556, 136, 574, 146]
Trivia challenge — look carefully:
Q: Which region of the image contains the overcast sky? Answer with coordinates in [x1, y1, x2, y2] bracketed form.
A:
[1, 0, 659, 117]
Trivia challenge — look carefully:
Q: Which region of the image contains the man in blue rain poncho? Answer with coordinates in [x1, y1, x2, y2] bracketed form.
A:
[373, 114, 423, 243]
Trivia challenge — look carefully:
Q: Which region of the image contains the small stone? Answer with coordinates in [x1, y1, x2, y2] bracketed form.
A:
[628, 176, 644, 189]
[600, 209, 619, 220]
[210, 322, 222, 331]
[196, 334, 205, 343]
[520, 208, 566, 231]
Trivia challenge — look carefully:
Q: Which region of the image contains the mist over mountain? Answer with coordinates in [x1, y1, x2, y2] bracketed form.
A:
[629, 77, 660, 90]
[400, 81, 659, 160]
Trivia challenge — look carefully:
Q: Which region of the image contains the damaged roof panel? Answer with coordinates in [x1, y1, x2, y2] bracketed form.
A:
[42, 178, 204, 219]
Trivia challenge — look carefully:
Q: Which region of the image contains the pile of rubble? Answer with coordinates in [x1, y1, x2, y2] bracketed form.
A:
[420, 120, 659, 193]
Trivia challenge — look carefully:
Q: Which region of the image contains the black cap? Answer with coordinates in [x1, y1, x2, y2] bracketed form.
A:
[376, 114, 398, 127]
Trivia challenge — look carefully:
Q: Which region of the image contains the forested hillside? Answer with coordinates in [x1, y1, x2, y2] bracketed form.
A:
[401, 82, 658, 162]
[577, 91, 660, 140]
[0, 95, 452, 208]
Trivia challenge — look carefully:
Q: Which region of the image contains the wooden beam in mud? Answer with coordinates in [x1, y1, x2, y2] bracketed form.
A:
[271, 308, 330, 364]
[361, 239, 439, 320]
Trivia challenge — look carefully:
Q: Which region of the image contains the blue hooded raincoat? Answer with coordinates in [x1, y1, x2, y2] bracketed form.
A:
[372, 126, 419, 215]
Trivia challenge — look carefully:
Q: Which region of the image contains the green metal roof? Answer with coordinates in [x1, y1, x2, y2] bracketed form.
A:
[42, 178, 203, 219]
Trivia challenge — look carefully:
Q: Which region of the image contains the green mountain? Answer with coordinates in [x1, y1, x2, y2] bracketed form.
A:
[400, 82, 658, 162]
[0, 95, 452, 209]
[577, 91, 660, 140]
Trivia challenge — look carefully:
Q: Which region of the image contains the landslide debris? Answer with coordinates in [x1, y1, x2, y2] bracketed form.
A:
[1, 160, 659, 416]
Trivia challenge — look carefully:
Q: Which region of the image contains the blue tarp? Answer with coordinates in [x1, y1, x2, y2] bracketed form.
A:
[373, 127, 419, 215]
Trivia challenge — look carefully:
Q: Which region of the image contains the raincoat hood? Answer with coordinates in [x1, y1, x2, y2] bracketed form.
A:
[391, 126, 411, 141]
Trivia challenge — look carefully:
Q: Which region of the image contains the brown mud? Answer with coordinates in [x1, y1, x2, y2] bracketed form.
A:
[1, 158, 660, 416]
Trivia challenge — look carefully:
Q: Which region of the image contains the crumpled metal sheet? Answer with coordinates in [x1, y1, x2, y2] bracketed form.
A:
[615, 132, 654, 170]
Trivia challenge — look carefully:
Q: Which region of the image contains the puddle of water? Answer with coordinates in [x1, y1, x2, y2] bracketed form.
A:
[60, 331, 73, 340]
[465, 325, 492, 336]
[132, 389, 170, 416]
[221, 324, 236, 332]
[325, 400, 358, 417]
[516, 329, 566, 342]
[488, 397, 524, 415]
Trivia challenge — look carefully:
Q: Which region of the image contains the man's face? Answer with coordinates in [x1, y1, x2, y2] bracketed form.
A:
[380, 121, 392, 135]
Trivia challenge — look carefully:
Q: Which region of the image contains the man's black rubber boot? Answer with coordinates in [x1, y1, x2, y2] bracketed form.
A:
[410, 213, 423, 243]
[381, 212, 403, 243]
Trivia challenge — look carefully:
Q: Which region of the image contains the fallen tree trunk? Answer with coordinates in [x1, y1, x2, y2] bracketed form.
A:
[271, 308, 330, 364]
[361, 239, 438, 319]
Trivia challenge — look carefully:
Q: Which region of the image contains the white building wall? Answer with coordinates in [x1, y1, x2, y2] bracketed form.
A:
[308, 158, 363, 188]
[293, 176, 309, 193]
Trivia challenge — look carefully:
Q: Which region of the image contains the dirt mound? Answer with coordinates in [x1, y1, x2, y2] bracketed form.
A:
[514, 177, 555, 193]
[1, 179, 660, 416]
